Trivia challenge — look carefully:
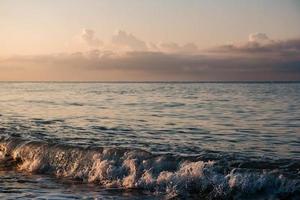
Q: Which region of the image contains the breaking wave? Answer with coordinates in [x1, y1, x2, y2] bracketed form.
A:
[0, 137, 299, 199]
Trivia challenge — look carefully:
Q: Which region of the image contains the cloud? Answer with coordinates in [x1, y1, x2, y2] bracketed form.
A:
[111, 30, 148, 51]
[158, 42, 198, 54]
[71, 29, 199, 54]
[248, 33, 272, 44]
[1, 47, 299, 81]
[1, 32, 300, 81]
[80, 29, 103, 47]
[212, 34, 300, 55]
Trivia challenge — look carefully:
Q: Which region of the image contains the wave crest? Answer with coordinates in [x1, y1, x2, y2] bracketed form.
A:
[0, 137, 299, 199]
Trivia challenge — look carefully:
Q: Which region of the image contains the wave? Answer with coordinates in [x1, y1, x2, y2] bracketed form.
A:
[0, 137, 299, 199]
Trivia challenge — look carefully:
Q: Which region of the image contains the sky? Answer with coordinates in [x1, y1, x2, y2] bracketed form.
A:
[0, 0, 300, 81]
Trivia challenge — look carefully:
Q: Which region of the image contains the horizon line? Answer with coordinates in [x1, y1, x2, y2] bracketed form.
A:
[0, 81, 300, 84]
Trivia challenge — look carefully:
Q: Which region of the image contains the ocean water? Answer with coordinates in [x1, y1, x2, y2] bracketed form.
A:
[0, 82, 299, 199]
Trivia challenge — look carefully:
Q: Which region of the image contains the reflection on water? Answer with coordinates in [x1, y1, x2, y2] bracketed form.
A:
[0, 170, 158, 199]
[0, 83, 300, 199]
[1, 83, 299, 158]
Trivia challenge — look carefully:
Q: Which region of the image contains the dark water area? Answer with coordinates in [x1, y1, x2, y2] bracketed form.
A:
[0, 83, 299, 199]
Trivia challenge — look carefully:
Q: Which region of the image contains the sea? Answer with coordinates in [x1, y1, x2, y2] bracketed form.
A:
[0, 82, 299, 199]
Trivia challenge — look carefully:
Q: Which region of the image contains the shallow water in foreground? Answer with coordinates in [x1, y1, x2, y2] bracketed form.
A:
[0, 83, 299, 199]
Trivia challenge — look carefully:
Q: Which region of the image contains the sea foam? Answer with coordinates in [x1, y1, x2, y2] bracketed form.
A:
[0, 137, 299, 199]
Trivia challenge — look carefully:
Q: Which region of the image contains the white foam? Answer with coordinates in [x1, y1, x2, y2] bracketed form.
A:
[0, 138, 299, 199]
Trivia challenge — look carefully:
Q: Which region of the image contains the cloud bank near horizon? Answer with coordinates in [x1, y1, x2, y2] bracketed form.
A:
[1, 30, 300, 81]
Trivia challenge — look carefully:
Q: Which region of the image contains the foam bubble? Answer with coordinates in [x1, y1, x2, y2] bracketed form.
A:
[0, 137, 299, 199]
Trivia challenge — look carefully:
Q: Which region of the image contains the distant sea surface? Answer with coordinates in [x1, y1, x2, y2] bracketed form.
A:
[0, 83, 299, 199]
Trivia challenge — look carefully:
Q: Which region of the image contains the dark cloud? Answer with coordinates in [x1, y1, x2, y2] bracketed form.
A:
[1, 48, 299, 81]
[213, 36, 300, 55]
[1, 33, 300, 81]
